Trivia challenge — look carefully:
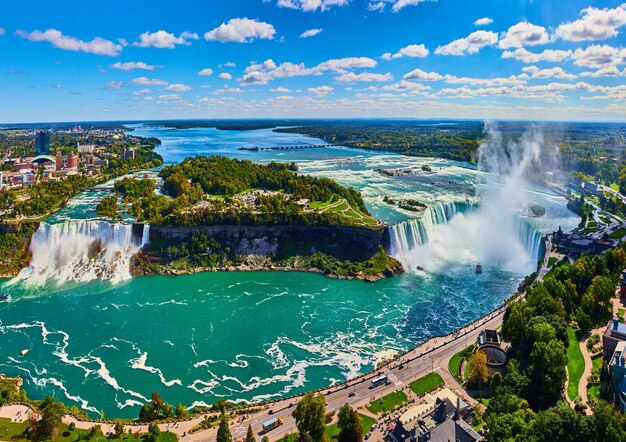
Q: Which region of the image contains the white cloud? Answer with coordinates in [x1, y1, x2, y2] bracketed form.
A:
[381, 80, 431, 93]
[204, 18, 276, 43]
[275, 0, 349, 12]
[474, 17, 493, 26]
[443, 74, 527, 87]
[316, 56, 378, 70]
[391, 43, 429, 58]
[103, 80, 122, 90]
[380, 52, 392, 60]
[580, 66, 623, 77]
[130, 77, 168, 86]
[572, 44, 626, 69]
[523, 66, 576, 80]
[403, 68, 443, 81]
[435, 30, 498, 55]
[134, 89, 152, 95]
[335, 72, 393, 82]
[158, 94, 182, 100]
[501, 48, 572, 63]
[556, 5, 626, 42]
[219, 62, 236, 68]
[110, 61, 154, 71]
[300, 28, 323, 38]
[198, 68, 214, 76]
[219, 73, 233, 80]
[391, 0, 430, 12]
[498, 22, 550, 49]
[165, 84, 193, 92]
[308, 85, 333, 96]
[16, 29, 123, 56]
[270, 86, 292, 93]
[133, 30, 198, 49]
[0, 28, 5, 36]
[241, 56, 377, 85]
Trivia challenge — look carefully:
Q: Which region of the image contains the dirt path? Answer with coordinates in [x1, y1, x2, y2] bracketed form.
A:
[578, 333, 594, 414]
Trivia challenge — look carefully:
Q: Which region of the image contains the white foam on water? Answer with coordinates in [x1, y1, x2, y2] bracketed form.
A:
[130, 352, 183, 387]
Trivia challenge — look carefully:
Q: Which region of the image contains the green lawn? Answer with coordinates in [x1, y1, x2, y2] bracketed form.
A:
[548, 257, 559, 267]
[325, 413, 376, 440]
[366, 391, 408, 414]
[0, 418, 178, 442]
[609, 228, 626, 240]
[449, 345, 474, 382]
[567, 327, 585, 402]
[409, 373, 444, 396]
[587, 355, 603, 402]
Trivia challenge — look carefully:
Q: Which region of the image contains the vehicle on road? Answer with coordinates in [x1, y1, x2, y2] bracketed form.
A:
[370, 374, 388, 388]
[262, 417, 283, 433]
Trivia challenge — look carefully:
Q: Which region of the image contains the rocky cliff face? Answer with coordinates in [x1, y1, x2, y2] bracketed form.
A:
[148, 224, 388, 261]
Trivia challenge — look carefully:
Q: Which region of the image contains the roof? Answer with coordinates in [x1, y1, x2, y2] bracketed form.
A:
[30, 155, 56, 164]
[263, 417, 278, 426]
[426, 418, 483, 442]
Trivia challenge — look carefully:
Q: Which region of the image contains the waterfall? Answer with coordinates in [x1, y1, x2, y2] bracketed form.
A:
[12, 221, 150, 286]
[388, 202, 544, 273]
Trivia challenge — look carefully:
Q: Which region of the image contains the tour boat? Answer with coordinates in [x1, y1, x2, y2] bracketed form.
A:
[21, 349, 29, 357]
[0, 293, 11, 302]
[475, 264, 483, 274]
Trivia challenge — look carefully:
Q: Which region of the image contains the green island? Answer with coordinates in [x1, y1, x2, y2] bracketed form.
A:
[97, 156, 402, 281]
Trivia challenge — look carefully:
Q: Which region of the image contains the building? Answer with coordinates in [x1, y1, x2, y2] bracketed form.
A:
[552, 226, 614, 258]
[610, 341, 626, 412]
[604, 318, 626, 361]
[121, 147, 135, 160]
[387, 388, 482, 442]
[77, 143, 96, 154]
[35, 131, 50, 155]
[67, 152, 78, 170]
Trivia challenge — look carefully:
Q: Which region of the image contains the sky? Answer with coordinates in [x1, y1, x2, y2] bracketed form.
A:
[1, 0, 626, 123]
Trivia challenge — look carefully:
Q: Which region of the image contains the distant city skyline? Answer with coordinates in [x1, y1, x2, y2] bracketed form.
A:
[1, 0, 626, 123]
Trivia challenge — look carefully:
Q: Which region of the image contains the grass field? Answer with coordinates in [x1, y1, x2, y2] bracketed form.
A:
[325, 413, 376, 440]
[587, 355, 603, 402]
[548, 257, 559, 267]
[0, 418, 178, 442]
[449, 345, 474, 382]
[409, 373, 444, 396]
[609, 228, 626, 240]
[366, 391, 408, 414]
[567, 327, 585, 402]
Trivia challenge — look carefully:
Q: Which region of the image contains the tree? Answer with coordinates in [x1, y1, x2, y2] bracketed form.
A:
[491, 371, 503, 390]
[245, 424, 257, 442]
[261, 436, 270, 442]
[292, 392, 326, 442]
[114, 421, 125, 439]
[528, 339, 567, 409]
[337, 403, 363, 442]
[175, 403, 189, 418]
[468, 350, 489, 395]
[36, 396, 65, 440]
[148, 422, 161, 442]
[217, 414, 233, 442]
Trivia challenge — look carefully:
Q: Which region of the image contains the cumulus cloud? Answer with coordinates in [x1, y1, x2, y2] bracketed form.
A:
[390, 43, 429, 58]
[130, 77, 168, 85]
[391, 0, 430, 12]
[308, 85, 333, 96]
[220, 62, 236, 68]
[219, 73, 233, 80]
[498, 22, 550, 49]
[240, 56, 377, 85]
[474, 17, 493, 26]
[103, 80, 122, 90]
[110, 61, 154, 71]
[16, 28, 123, 56]
[165, 83, 193, 92]
[133, 30, 199, 48]
[134, 89, 152, 95]
[501, 48, 573, 63]
[381, 80, 431, 93]
[300, 28, 323, 38]
[522, 66, 576, 80]
[198, 68, 214, 76]
[580, 66, 623, 77]
[0, 28, 5, 36]
[435, 30, 498, 55]
[275, 0, 349, 12]
[403, 68, 443, 81]
[572, 44, 626, 69]
[335, 72, 393, 82]
[204, 18, 276, 43]
[270, 87, 292, 92]
[158, 94, 182, 100]
[556, 5, 626, 42]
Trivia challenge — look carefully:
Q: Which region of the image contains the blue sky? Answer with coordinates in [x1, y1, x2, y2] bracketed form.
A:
[1, 0, 625, 122]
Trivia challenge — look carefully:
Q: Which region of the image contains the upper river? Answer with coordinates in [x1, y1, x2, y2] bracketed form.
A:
[0, 124, 579, 417]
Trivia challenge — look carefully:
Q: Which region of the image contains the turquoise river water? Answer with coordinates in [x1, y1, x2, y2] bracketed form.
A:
[0, 124, 579, 417]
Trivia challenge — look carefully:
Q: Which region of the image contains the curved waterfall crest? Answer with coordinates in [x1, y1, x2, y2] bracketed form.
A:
[13, 220, 150, 286]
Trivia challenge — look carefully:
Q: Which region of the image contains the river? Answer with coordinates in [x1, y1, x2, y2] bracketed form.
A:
[0, 123, 579, 417]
